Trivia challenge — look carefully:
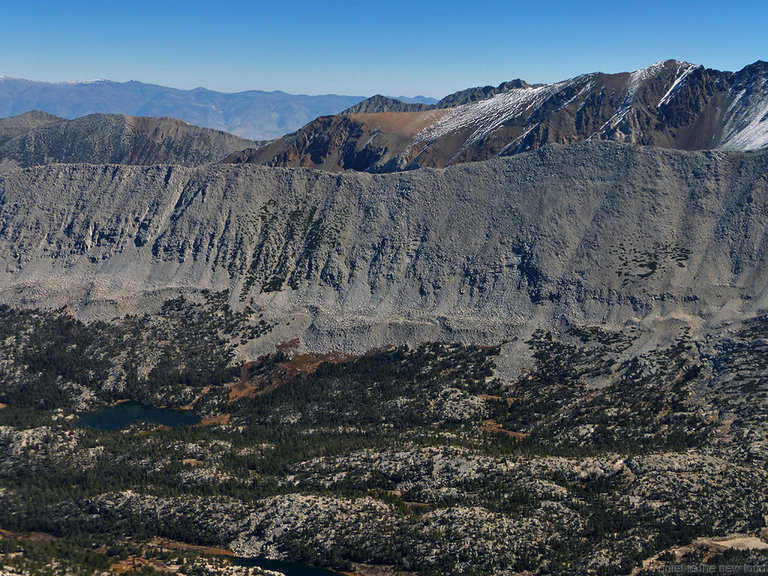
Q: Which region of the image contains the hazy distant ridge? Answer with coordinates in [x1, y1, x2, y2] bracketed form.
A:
[0, 111, 259, 169]
[0, 77, 373, 140]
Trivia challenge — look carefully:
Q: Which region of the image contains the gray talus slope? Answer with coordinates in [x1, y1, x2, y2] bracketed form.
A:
[1, 142, 767, 350]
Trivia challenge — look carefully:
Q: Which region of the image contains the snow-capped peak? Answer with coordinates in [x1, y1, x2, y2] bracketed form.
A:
[415, 77, 592, 149]
[627, 61, 670, 96]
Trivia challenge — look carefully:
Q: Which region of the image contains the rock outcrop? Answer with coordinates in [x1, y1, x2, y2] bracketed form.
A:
[342, 95, 434, 114]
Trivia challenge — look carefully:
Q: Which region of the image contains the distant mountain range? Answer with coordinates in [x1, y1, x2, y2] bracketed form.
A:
[225, 60, 768, 172]
[0, 76, 436, 140]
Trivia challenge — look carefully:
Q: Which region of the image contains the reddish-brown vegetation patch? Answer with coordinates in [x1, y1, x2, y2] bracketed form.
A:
[228, 350, 355, 402]
[198, 413, 231, 426]
[148, 537, 233, 557]
[110, 555, 175, 574]
[271, 351, 353, 386]
[480, 419, 529, 440]
[276, 338, 300, 353]
[0, 527, 56, 543]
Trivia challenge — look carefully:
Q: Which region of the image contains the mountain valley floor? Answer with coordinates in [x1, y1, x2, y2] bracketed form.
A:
[0, 296, 767, 575]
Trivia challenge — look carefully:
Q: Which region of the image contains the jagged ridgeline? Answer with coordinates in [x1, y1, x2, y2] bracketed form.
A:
[227, 60, 768, 172]
[1, 142, 768, 351]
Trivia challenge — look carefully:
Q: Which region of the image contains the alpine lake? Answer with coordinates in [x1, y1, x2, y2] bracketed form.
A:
[76, 401, 201, 430]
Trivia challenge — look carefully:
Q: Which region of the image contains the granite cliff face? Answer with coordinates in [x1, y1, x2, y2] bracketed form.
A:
[0, 111, 260, 170]
[2, 142, 767, 352]
[230, 60, 768, 172]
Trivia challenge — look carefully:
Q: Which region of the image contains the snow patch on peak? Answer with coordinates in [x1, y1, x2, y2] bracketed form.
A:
[497, 123, 540, 156]
[628, 61, 669, 95]
[597, 61, 699, 137]
[415, 78, 589, 149]
[58, 79, 107, 85]
[599, 63, 672, 135]
[627, 60, 696, 101]
[658, 63, 701, 110]
[719, 72, 768, 150]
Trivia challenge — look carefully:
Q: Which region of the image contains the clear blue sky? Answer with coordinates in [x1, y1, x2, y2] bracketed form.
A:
[1, 0, 765, 98]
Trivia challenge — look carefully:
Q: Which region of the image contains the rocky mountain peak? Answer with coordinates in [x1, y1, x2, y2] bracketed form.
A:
[435, 78, 531, 108]
[342, 95, 434, 114]
[224, 60, 768, 173]
[0, 110, 63, 143]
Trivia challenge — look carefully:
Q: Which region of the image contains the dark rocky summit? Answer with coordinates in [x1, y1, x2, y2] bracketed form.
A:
[434, 78, 531, 107]
[342, 94, 434, 114]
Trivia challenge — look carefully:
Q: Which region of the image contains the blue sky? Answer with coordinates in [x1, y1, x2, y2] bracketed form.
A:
[1, 0, 765, 98]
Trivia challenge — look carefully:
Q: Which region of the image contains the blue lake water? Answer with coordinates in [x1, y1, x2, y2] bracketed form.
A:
[77, 402, 200, 430]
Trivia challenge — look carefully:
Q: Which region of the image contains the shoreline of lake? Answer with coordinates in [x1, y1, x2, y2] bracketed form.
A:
[76, 401, 201, 430]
